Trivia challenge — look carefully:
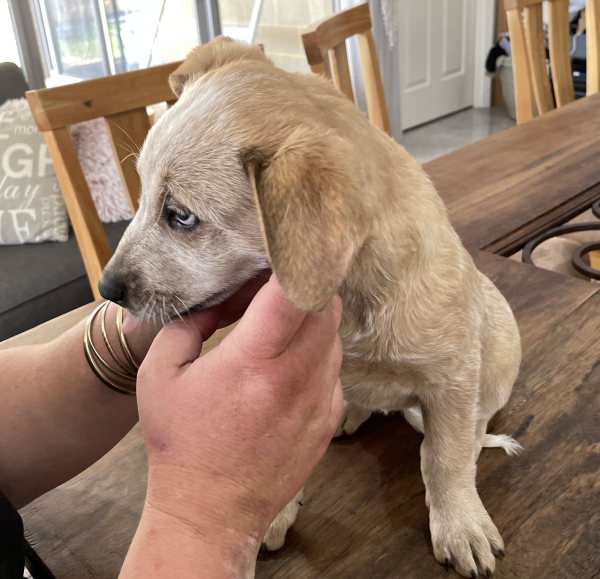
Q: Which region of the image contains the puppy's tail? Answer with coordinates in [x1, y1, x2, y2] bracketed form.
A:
[402, 406, 523, 456]
[482, 434, 523, 456]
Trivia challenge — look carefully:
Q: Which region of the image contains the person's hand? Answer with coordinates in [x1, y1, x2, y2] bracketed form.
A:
[119, 269, 271, 362]
[121, 275, 344, 578]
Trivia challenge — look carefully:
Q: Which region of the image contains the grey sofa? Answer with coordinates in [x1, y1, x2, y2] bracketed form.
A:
[0, 221, 129, 341]
[0, 63, 128, 341]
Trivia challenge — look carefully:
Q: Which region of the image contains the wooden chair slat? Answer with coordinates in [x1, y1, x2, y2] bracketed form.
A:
[504, 0, 578, 124]
[43, 128, 112, 298]
[304, 4, 371, 54]
[310, 62, 328, 76]
[26, 62, 180, 295]
[589, 0, 600, 275]
[524, 4, 554, 113]
[329, 42, 355, 102]
[588, 0, 600, 95]
[302, 28, 332, 77]
[301, 29, 325, 70]
[302, 4, 391, 136]
[357, 30, 391, 135]
[506, 7, 537, 123]
[547, 0, 575, 106]
[105, 108, 152, 215]
[504, 0, 544, 9]
[26, 61, 181, 132]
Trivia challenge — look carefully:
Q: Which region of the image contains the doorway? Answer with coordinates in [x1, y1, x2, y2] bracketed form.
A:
[399, 0, 477, 130]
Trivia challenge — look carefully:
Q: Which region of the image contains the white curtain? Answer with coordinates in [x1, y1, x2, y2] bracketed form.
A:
[340, 0, 402, 140]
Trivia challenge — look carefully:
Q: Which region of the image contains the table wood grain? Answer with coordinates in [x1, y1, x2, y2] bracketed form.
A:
[17, 95, 600, 579]
[427, 93, 600, 254]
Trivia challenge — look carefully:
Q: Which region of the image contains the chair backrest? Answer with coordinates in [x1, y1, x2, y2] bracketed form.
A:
[302, 3, 391, 135]
[503, 0, 576, 124]
[503, 0, 600, 123]
[588, 0, 600, 95]
[26, 62, 181, 299]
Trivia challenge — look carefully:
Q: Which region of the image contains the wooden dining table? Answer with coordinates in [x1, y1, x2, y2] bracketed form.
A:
[9, 93, 600, 579]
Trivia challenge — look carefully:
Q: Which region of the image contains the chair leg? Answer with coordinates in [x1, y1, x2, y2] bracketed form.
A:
[23, 540, 57, 579]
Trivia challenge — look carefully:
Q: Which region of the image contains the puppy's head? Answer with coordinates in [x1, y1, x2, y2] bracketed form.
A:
[99, 37, 368, 321]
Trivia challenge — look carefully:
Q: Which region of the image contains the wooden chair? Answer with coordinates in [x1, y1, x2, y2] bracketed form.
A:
[302, 3, 391, 135]
[504, 0, 600, 125]
[26, 62, 181, 299]
[588, 0, 600, 95]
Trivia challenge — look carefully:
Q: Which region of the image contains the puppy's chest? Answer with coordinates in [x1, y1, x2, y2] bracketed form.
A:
[337, 314, 443, 411]
[339, 352, 420, 411]
[338, 332, 425, 411]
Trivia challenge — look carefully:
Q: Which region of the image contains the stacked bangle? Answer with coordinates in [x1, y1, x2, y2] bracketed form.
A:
[83, 302, 138, 395]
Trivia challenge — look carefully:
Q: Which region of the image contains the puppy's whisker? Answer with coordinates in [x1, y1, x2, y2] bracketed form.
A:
[115, 142, 138, 156]
[171, 302, 189, 329]
[106, 120, 141, 153]
[140, 292, 156, 329]
[120, 152, 138, 165]
[162, 297, 168, 323]
[115, 142, 140, 163]
[174, 295, 191, 317]
[158, 297, 166, 327]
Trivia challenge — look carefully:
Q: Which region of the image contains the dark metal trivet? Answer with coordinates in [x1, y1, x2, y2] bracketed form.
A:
[522, 215, 600, 281]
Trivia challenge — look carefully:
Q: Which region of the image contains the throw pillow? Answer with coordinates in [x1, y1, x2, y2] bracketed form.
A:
[70, 118, 132, 223]
[0, 98, 69, 244]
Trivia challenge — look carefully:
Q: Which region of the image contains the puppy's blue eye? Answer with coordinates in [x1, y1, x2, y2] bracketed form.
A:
[175, 212, 196, 226]
[164, 206, 200, 232]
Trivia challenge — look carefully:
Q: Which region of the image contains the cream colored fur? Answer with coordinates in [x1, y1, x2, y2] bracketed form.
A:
[101, 37, 522, 577]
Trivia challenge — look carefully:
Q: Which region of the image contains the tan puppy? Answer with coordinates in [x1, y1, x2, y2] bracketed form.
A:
[99, 37, 521, 578]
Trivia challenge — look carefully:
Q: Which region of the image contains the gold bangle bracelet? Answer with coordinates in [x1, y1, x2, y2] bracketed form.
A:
[84, 303, 136, 395]
[116, 306, 140, 371]
[84, 335, 136, 395]
[100, 301, 137, 377]
[86, 304, 136, 382]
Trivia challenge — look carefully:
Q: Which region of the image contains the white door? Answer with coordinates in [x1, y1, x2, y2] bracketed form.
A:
[399, 0, 476, 130]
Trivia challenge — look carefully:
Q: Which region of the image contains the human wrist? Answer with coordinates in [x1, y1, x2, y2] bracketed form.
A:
[124, 495, 260, 579]
[145, 464, 269, 547]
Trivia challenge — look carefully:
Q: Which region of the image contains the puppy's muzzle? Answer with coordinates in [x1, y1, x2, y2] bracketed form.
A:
[98, 274, 128, 307]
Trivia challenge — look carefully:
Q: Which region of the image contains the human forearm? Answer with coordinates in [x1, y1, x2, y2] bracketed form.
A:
[0, 303, 157, 508]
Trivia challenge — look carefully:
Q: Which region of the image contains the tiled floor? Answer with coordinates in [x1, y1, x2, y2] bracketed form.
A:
[401, 106, 516, 164]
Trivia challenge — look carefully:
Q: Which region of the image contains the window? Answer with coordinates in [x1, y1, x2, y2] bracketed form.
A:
[104, 0, 199, 72]
[0, 0, 21, 67]
[218, 0, 334, 73]
[6, 0, 337, 87]
[32, 0, 200, 86]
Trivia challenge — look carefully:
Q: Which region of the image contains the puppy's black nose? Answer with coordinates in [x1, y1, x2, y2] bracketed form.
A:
[98, 275, 127, 306]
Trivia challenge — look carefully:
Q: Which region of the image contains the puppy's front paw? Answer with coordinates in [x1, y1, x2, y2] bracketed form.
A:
[260, 490, 303, 551]
[429, 497, 504, 577]
[334, 401, 372, 437]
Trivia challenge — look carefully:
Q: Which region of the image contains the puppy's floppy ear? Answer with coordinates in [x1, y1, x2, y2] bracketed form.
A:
[242, 126, 369, 313]
[169, 36, 271, 97]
